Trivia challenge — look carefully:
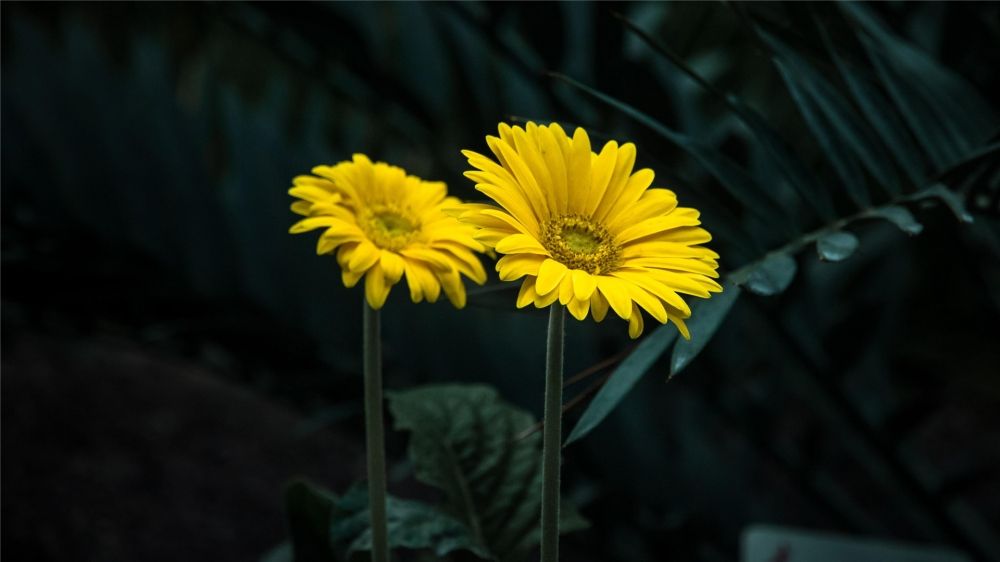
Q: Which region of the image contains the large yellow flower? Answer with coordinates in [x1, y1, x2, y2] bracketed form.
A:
[289, 154, 487, 309]
[461, 122, 722, 338]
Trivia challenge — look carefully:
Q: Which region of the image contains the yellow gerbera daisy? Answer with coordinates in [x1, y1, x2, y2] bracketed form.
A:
[461, 122, 722, 338]
[289, 154, 487, 310]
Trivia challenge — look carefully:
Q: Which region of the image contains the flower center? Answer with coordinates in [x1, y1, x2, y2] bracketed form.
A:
[540, 214, 620, 274]
[361, 206, 419, 250]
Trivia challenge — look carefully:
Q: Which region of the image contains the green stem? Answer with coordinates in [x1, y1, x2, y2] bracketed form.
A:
[363, 301, 389, 562]
[540, 304, 565, 562]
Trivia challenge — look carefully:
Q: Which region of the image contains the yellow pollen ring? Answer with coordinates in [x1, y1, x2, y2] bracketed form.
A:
[540, 214, 620, 274]
[360, 206, 420, 250]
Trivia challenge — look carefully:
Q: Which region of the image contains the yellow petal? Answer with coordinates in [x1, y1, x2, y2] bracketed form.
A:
[496, 254, 545, 281]
[606, 187, 677, 232]
[585, 141, 618, 215]
[567, 296, 590, 321]
[516, 277, 538, 309]
[497, 140, 549, 221]
[597, 276, 632, 320]
[604, 168, 655, 228]
[558, 274, 575, 305]
[342, 268, 364, 288]
[473, 181, 540, 235]
[438, 268, 467, 309]
[537, 125, 569, 213]
[536, 259, 569, 295]
[566, 127, 593, 214]
[571, 269, 597, 301]
[612, 270, 691, 316]
[495, 233, 549, 256]
[400, 247, 455, 272]
[593, 142, 637, 222]
[380, 251, 405, 284]
[626, 283, 668, 324]
[364, 264, 391, 309]
[290, 216, 338, 234]
[348, 241, 381, 272]
[404, 260, 440, 303]
[615, 214, 701, 245]
[672, 316, 691, 340]
[628, 305, 645, 339]
[590, 291, 610, 322]
[533, 282, 561, 308]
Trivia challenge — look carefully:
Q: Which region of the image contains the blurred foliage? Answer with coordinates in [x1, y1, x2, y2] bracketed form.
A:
[3, 2, 1000, 562]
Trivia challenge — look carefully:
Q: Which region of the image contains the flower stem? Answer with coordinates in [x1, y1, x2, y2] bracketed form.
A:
[540, 304, 565, 562]
[363, 300, 389, 562]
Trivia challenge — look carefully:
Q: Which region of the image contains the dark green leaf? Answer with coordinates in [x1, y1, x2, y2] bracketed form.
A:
[565, 326, 679, 445]
[868, 206, 924, 236]
[816, 231, 860, 262]
[284, 480, 340, 562]
[670, 282, 742, 377]
[740, 253, 797, 296]
[329, 485, 490, 560]
[387, 385, 587, 561]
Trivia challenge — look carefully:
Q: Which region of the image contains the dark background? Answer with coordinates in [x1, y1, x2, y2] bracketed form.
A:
[3, 2, 999, 561]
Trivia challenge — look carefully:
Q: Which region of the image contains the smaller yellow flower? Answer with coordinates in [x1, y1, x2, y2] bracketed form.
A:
[289, 154, 487, 309]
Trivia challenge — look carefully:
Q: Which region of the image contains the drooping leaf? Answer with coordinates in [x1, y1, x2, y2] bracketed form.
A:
[387, 385, 587, 562]
[816, 231, 860, 262]
[329, 484, 491, 560]
[868, 206, 924, 236]
[739, 253, 798, 296]
[670, 281, 742, 377]
[565, 326, 678, 446]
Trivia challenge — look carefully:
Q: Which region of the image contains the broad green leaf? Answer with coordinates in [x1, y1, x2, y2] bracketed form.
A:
[740, 253, 797, 296]
[565, 326, 679, 446]
[388, 385, 587, 562]
[329, 484, 490, 560]
[816, 231, 860, 262]
[868, 206, 923, 236]
[284, 480, 340, 562]
[759, 29, 900, 199]
[550, 73, 789, 229]
[670, 281, 742, 377]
